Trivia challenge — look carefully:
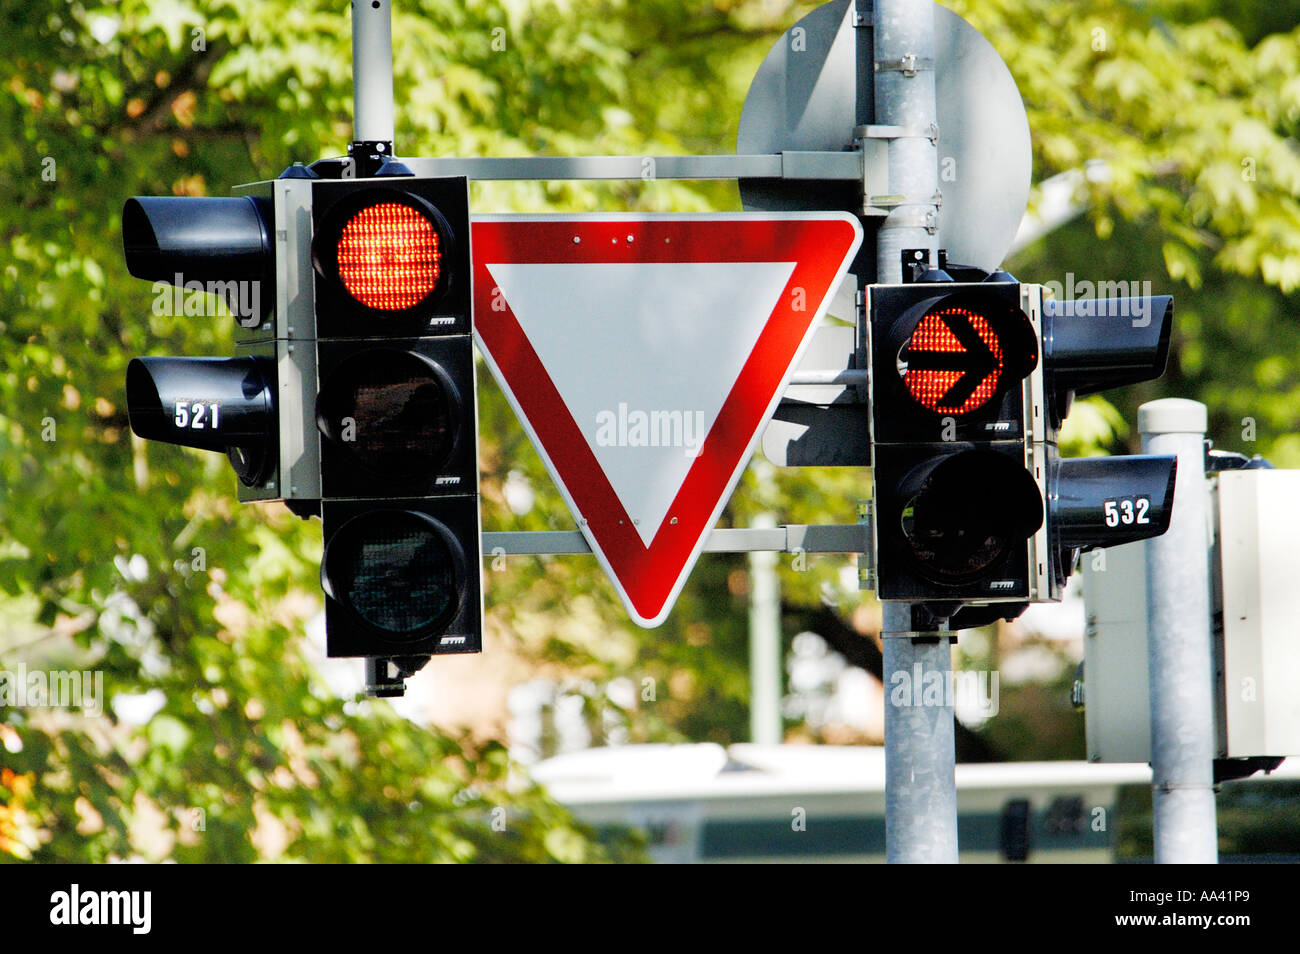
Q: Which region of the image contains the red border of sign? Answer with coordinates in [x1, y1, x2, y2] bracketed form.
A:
[474, 214, 861, 626]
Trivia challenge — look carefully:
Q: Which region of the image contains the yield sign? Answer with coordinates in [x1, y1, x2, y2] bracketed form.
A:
[473, 213, 862, 627]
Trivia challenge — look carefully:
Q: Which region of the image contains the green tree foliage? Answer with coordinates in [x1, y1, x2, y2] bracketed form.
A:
[969, 0, 1300, 464]
[0, 0, 667, 863]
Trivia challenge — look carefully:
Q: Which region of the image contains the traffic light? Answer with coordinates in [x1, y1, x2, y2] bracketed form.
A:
[868, 280, 1044, 604]
[122, 172, 482, 696]
[868, 276, 1178, 609]
[1037, 289, 1178, 598]
[125, 356, 276, 486]
[310, 176, 481, 695]
[121, 194, 278, 486]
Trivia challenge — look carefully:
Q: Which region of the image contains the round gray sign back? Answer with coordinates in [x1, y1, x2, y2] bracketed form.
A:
[737, 0, 1031, 273]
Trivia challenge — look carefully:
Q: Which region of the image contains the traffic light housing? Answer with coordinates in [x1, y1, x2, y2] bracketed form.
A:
[121, 194, 280, 487]
[309, 177, 482, 680]
[1037, 289, 1178, 597]
[869, 284, 1037, 442]
[869, 281, 1045, 604]
[868, 277, 1178, 610]
[125, 356, 277, 486]
[122, 172, 482, 696]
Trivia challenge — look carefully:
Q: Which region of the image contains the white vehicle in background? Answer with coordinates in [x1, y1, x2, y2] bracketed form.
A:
[533, 744, 1300, 864]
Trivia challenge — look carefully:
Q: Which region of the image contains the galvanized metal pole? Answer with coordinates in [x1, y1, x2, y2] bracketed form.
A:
[1139, 398, 1218, 863]
[872, 0, 940, 283]
[874, 0, 956, 863]
[882, 604, 959, 863]
[748, 511, 783, 745]
[352, 0, 395, 145]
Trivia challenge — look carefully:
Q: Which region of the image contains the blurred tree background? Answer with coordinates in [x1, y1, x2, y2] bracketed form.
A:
[2, 0, 1299, 861]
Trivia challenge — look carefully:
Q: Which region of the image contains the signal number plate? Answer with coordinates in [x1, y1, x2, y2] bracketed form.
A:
[173, 401, 221, 430]
[1103, 497, 1150, 527]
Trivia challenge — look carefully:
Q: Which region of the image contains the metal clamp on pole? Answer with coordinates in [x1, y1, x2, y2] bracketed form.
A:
[875, 53, 935, 77]
[856, 500, 874, 591]
[860, 123, 940, 145]
[866, 208, 938, 233]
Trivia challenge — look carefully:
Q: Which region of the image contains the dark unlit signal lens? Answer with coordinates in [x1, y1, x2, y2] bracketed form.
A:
[322, 511, 463, 639]
[899, 449, 1043, 580]
[316, 349, 459, 477]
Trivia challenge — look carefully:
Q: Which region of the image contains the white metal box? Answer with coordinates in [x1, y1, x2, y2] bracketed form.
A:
[1083, 469, 1300, 762]
[1080, 541, 1153, 762]
[1216, 470, 1300, 757]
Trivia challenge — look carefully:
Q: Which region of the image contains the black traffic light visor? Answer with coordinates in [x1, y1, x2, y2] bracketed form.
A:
[125, 356, 276, 487]
[1043, 295, 1173, 397]
[1051, 454, 1178, 550]
[122, 196, 273, 284]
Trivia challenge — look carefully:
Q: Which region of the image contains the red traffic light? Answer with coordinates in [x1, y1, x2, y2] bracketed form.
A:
[902, 304, 1006, 415]
[336, 201, 443, 311]
[313, 188, 454, 319]
[870, 284, 1037, 446]
[896, 292, 1037, 418]
[310, 177, 482, 684]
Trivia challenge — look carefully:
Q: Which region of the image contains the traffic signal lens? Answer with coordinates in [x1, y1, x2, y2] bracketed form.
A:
[902, 501, 1006, 577]
[903, 306, 1003, 415]
[323, 511, 463, 639]
[336, 202, 442, 311]
[898, 450, 1043, 581]
[316, 349, 459, 477]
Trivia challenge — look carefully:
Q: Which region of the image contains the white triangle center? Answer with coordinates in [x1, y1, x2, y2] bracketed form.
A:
[487, 261, 797, 546]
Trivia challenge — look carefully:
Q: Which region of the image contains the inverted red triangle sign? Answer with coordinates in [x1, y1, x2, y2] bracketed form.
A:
[473, 212, 863, 627]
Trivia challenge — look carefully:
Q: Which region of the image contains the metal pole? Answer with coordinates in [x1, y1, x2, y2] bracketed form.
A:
[748, 511, 783, 745]
[352, 0, 395, 145]
[1139, 398, 1218, 863]
[882, 604, 958, 863]
[872, 0, 940, 283]
[874, 0, 954, 864]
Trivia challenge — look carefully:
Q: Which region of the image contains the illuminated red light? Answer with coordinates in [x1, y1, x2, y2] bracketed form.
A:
[336, 202, 441, 311]
[903, 307, 1003, 415]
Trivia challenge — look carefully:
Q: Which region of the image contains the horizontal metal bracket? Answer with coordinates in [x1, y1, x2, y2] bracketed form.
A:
[787, 368, 870, 388]
[482, 523, 871, 556]
[866, 191, 942, 210]
[403, 151, 863, 183]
